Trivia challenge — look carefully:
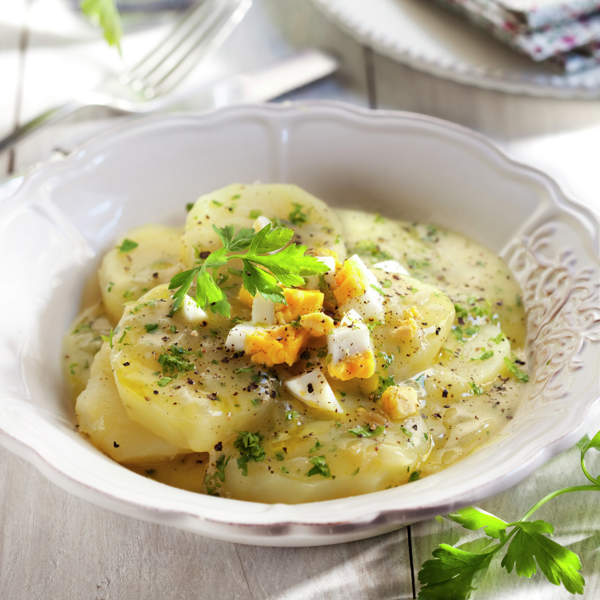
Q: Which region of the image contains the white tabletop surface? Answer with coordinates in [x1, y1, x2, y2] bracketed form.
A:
[1, 1, 599, 599]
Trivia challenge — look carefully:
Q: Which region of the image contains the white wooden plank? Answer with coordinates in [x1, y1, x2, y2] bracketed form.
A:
[0, 448, 413, 600]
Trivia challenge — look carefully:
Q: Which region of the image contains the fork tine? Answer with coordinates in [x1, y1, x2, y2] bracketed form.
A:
[125, 0, 216, 83]
[150, 1, 250, 95]
[125, 0, 251, 99]
[122, 0, 215, 85]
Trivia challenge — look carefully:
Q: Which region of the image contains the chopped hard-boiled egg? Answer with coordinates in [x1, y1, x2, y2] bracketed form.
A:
[253, 215, 271, 232]
[225, 324, 259, 352]
[299, 312, 334, 337]
[285, 369, 343, 414]
[245, 325, 309, 367]
[181, 295, 208, 324]
[393, 306, 422, 346]
[333, 255, 385, 322]
[252, 294, 276, 325]
[379, 385, 419, 421]
[277, 288, 324, 323]
[373, 259, 409, 276]
[327, 310, 376, 380]
[225, 323, 308, 366]
[304, 256, 337, 289]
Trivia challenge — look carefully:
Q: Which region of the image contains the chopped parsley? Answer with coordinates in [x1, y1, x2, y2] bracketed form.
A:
[157, 376, 172, 387]
[408, 470, 421, 482]
[469, 381, 483, 396]
[234, 431, 265, 476]
[349, 424, 384, 438]
[118, 238, 138, 253]
[158, 345, 193, 375]
[249, 209, 262, 219]
[289, 203, 308, 225]
[504, 357, 529, 382]
[476, 350, 494, 361]
[185, 202, 194, 212]
[307, 455, 331, 478]
[349, 241, 392, 262]
[144, 323, 159, 333]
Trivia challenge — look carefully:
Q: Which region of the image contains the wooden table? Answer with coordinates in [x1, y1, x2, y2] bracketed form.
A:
[1, 1, 599, 598]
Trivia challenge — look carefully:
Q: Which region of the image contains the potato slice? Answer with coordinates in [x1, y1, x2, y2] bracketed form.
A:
[110, 284, 278, 452]
[76, 344, 183, 463]
[212, 417, 431, 502]
[370, 271, 455, 380]
[183, 183, 347, 262]
[128, 453, 209, 493]
[63, 302, 112, 399]
[99, 225, 185, 324]
[425, 324, 511, 400]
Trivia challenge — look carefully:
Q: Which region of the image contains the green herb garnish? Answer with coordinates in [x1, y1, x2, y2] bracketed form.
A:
[417, 431, 600, 599]
[168, 224, 328, 318]
[504, 357, 529, 382]
[234, 431, 265, 476]
[158, 345, 193, 375]
[118, 238, 138, 253]
[307, 455, 331, 478]
[144, 323, 159, 333]
[289, 203, 308, 225]
[349, 424, 384, 438]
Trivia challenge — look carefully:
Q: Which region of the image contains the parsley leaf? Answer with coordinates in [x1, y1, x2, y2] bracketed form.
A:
[158, 345, 193, 376]
[118, 238, 138, 253]
[289, 203, 308, 225]
[234, 431, 265, 476]
[307, 455, 331, 478]
[418, 544, 495, 599]
[504, 357, 529, 382]
[348, 424, 384, 438]
[501, 521, 584, 594]
[81, 0, 122, 51]
[418, 430, 600, 598]
[168, 223, 328, 317]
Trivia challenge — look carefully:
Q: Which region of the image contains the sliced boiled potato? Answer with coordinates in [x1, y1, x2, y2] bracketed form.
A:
[63, 302, 112, 399]
[370, 270, 455, 380]
[183, 184, 347, 262]
[129, 453, 209, 493]
[76, 344, 183, 463]
[338, 209, 433, 271]
[99, 225, 185, 324]
[213, 417, 431, 502]
[425, 324, 511, 400]
[110, 284, 278, 452]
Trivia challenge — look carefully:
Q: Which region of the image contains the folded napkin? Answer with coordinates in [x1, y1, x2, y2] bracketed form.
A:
[436, 0, 600, 72]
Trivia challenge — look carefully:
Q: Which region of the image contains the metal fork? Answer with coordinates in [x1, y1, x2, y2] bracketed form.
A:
[0, 0, 251, 154]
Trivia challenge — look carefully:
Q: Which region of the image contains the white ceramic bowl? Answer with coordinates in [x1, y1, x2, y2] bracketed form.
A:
[1, 102, 598, 546]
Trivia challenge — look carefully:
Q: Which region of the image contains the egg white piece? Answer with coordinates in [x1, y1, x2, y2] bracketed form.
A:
[225, 323, 260, 351]
[251, 294, 276, 325]
[253, 215, 271, 232]
[285, 369, 343, 414]
[373, 259, 409, 276]
[181, 295, 208, 324]
[328, 309, 373, 363]
[341, 255, 385, 322]
[305, 256, 337, 290]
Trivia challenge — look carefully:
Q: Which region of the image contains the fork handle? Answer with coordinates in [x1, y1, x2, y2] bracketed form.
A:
[0, 101, 83, 155]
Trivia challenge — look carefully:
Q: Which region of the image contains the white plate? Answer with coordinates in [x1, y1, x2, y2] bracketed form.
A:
[312, 0, 600, 99]
[0, 102, 598, 546]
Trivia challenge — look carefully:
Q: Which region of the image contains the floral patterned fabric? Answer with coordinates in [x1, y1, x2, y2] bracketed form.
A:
[435, 0, 600, 71]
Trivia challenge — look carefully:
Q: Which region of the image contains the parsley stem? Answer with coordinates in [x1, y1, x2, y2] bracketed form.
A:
[521, 484, 599, 521]
[580, 452, 600, 486]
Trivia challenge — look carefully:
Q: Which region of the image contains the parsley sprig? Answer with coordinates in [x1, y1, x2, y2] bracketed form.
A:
[417, 430, 600, 598]
[168, 223, 328, 318]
